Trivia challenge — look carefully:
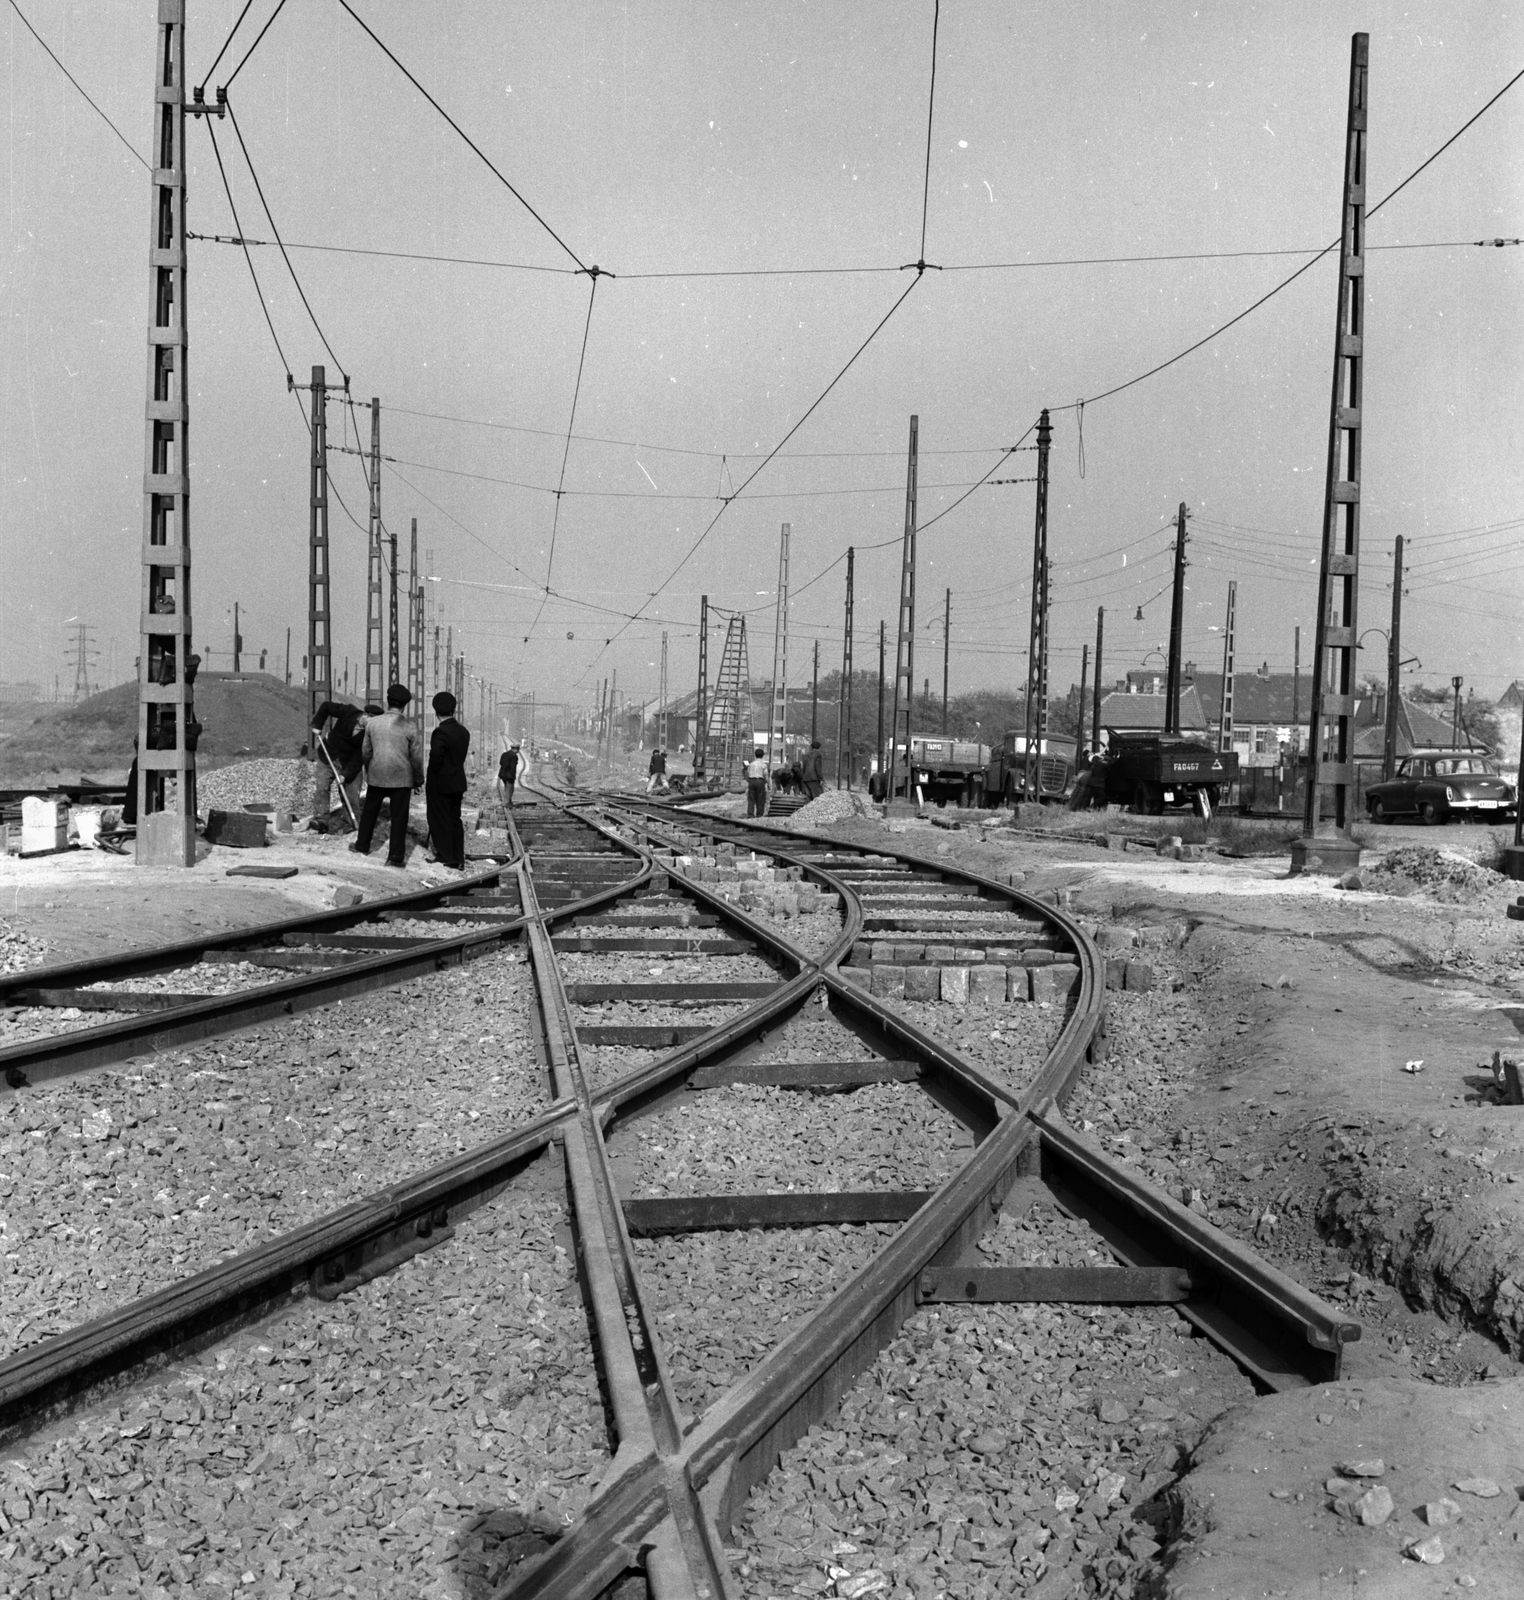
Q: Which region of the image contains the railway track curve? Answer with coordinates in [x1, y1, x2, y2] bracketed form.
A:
[0, 786, 1358, 1598]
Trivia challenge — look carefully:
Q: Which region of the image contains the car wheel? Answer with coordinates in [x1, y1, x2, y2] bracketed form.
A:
[1418, 800, 1441, 825]
[1370, 798, 1390, 824]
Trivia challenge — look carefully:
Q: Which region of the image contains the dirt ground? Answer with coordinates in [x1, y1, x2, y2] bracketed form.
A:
[0, 812, 510, 968]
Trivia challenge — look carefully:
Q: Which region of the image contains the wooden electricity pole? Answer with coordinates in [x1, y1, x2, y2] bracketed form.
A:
[941, 586, 951, 735]
[887, 417, 919, 799]
[1383, 536, 1403, 780]
[1164, 502, 1188, 735]
[1091, 606, 1104, 759]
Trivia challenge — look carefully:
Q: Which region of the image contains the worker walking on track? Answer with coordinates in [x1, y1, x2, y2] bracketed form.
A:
[308, 698, 370, 829]
[647, 747, 668, 793]
[745, 746, 769, 818]
[350, 684, 423, 867]
[497, 743, 520, 810]
[424, 691, 471, 870]
[800, 738, 824, 801]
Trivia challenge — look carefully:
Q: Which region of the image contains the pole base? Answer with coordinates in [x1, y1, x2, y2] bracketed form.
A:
[1288, 831, 1362, 878]
[1499, 844, 1524, 881]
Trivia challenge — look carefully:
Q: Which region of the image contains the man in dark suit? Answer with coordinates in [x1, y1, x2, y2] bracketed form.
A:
[425, 691, 471, 869]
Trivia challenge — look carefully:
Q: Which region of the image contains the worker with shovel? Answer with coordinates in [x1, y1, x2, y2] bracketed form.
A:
[309, 699, 371, 831]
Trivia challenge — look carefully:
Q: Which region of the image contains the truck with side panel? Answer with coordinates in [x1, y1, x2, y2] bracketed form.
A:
[1082, 731, 1237, 817]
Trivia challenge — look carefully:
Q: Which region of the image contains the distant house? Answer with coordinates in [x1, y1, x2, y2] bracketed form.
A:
[1192, 664, 1309, 768]
[1352, 693, 1487, 761]
[1096, 682, 1210, 735]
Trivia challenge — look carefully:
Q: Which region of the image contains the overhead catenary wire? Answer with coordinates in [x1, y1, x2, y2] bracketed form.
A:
[335, 0, 589, 274]
[572, 270, 926, 681]
[1051, 60, 1524, 415]
[222, 0, 289, 93]
[196, 0, 255, 94]
[226, 100, 350, 385]
[7, 0, 145, 166]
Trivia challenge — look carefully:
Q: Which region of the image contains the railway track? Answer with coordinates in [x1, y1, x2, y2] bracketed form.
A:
[0, 787, 1359, 1598]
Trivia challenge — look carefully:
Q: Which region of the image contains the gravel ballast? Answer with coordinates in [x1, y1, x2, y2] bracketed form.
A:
[0, 1159, 609, 1600]
[0, 950, 545, 1358]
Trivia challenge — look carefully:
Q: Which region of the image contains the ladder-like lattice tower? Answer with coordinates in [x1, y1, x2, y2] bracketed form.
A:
[408, 519, 424, 722]
[705, 612, 753, 790]
[365, 399, 383, 705]
[768, 522, 791, 769]
[1219, 580, 1237, 752]
[885, 416, 918, 798]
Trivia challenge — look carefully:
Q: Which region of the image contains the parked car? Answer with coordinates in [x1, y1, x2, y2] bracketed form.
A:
[1364, 750, 1515, 824]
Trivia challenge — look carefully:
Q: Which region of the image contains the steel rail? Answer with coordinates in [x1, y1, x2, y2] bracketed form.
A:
[0, 832, 664, 1441]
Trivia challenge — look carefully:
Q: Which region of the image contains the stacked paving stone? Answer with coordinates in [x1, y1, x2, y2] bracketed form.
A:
[653, 840, 843, 921]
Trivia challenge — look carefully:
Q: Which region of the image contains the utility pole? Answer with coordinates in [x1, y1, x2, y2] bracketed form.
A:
[810, 638, 819, 742]
[836, 547, 855, 789]
[941, 586, 951, 735]
[1164, 502, 1189, 735]
[1092, 607, 1104, 760]
[1298, 31, 1370, 875]
[1293, 625, 1302, 757]
[232, 602, 241, 674]
[877, 620, 886, 789]
[365, 398, 383, 704]
[695, 594, 710, 779]
[1217, 581, 1238, 752]
[1076, 643, 1089, 759]
[387, 524, 400, 691]
[288, 364, 336, 732]
[69, 622, 98, 702]
[887, 416, 919, 800]
[408, 519, 424, 720]
[137, 1, 208, 867]
[1452, 676, 1465, 749]
[285, 626, 291, 686]
[432, 625, 441, 716]
[768, 523, 791, 770]
[659, 630, 669, 752]
[1023, 410, 1052, 798]
[1383, 536, 1403, 780]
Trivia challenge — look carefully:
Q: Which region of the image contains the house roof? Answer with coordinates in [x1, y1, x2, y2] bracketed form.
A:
[1192, 671, 1306, 726]
[1098, 686, 1210, 732]
[1351, 696, 1485, 757]
[1498, 680, 1524, 709]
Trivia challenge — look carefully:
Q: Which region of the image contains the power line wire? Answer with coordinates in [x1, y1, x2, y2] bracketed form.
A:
[1053, 61, 1524, 414]
[196, 0, 255, 94]
[226, 99, 349, 383]
[7, 0, 144, 165]
[573, 271, 926, 680]
[335, 0, 588, 273]
[223, 0, 289, 92]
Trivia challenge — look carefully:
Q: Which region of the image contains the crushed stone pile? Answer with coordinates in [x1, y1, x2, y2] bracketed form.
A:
[1363, 845, 1504, 900]
[0, 919, 49, 974]
[197, 757, 316, 817]
[790, 788, 879, 828]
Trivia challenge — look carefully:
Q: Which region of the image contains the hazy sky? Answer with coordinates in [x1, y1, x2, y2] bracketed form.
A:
[3, 1, 1522, 718]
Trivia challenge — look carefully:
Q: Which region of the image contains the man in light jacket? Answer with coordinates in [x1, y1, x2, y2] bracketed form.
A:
[350, 684, 423, 867]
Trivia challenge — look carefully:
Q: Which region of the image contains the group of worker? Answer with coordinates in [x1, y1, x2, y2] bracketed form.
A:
[744, 739, 824, 817]
[308, 688, 522, 871]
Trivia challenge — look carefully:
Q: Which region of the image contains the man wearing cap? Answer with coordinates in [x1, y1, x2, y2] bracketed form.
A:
[308, 698, 371, 829]
[745, 746, 769, 818]
[350, 684, 423, 867]
[425, 691, 471, 869]
[496, 743, 520, 810]
[800, 738, 824, 801]
[647, 747, 668, 793]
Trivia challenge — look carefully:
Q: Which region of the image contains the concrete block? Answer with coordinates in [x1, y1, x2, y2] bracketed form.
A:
[1031, 965, 1082, 1005]
[904, 966, 940, 1001]
[841, 966, 870, 986]
[331, 885, 365, 909]
[964, 947, 986, 964]
[870, 964, 906, 998]
[894, 943, 927, 964]
[925, 943, 957, 965]
[871, 941, 897, 964]
[1105, 957, 1128, 991]
[849, 943, 873, 967]
[1022, 949, 1055, 967]
[940, 967, 970, 1004]
[1097, 926, 1137, 952]
[969, 966, 1007, 1004]
[1124, 960, 1155, 992]
[1007, 967, 1032, 1002]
